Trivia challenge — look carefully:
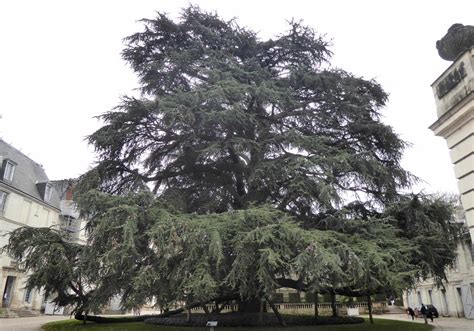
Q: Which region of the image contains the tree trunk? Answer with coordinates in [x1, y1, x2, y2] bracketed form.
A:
[330, 292, 338, 317]
[367, 293, 374, 324]
[186, 308, 191, 323]
[267, 299, 286, 326]
[314, 292, 319, 319]
[237, 298, 266, 313]
[216, 302, 226, 314]
[202, 303, 210, 316]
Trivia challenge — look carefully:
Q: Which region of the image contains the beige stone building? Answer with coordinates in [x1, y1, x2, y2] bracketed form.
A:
[404, 236, 473, 318]
[404, 25, 474, 319]
[0, 140, 85, 313]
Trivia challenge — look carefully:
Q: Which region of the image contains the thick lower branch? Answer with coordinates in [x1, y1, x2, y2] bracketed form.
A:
[74, 295, 239, 324]
[275, 278, 380, 297]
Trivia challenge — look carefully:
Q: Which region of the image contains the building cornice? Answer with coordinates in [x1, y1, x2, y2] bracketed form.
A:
[429, 94, 474, 137]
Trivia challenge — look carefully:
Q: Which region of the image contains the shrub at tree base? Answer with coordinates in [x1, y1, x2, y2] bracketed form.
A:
[144, 313, 364, 327]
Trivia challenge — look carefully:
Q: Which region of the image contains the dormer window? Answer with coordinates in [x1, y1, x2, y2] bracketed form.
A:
[3, 160, 16, 181]
[36, 182, 54, 204]
[44, 184, 53, 202]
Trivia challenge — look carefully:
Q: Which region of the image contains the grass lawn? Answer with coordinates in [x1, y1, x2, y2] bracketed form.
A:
[42, 318, 434, 331]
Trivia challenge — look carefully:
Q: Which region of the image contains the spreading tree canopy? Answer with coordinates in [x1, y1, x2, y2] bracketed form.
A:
[2, 6, 461, 325]
[88, 6, 410, 220]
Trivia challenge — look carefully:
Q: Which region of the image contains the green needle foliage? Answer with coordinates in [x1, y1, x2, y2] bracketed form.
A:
[1, 6, 461, 323]
[87, 6, 410, 218]
[2, 227, 104, 315]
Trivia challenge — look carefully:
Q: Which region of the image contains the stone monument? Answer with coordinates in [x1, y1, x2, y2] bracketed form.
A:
[430, 23, 474, 319]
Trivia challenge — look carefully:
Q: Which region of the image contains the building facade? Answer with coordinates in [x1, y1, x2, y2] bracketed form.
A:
[0, 140, 63, 311]
[404, 240, 473, 318]
[404, 25, 474, 319]
[0, 140, 86, 313]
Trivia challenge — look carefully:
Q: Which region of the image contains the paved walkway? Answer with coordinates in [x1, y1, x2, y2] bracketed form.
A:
[372, 313, 473, 330]
[0, 315, 67, 331]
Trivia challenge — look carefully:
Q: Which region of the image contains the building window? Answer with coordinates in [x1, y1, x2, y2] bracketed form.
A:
[3, 160, 16, 181]
[0, 191, 7, 215]
[24, 288, 32, 303]
[468, 238, 474, 263]
[441, 289, 449, 314]
[44, 184, 53, 202]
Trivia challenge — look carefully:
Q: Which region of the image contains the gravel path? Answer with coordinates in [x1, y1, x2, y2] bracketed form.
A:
[371, 313, 473, 330]
[0, 315, 67, 331]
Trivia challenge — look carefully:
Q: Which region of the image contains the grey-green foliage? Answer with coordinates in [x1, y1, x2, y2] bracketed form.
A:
[86, 5, 411, 220]
[2, 6, 461, 317]
[383, 194, 461, 286]
[1, 227, 104, 315]
[2, 190, 459, 314]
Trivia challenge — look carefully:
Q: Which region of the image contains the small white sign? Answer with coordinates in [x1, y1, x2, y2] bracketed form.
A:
[206, 321, 218, 327]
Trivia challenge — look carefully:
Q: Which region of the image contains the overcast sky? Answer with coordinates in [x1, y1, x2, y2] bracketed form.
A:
[1, 0, 472, 195]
